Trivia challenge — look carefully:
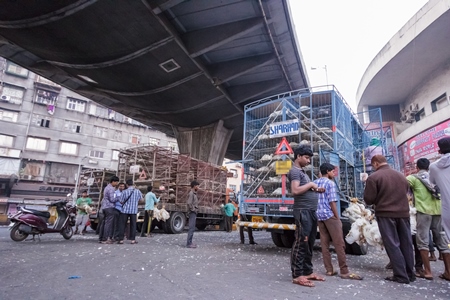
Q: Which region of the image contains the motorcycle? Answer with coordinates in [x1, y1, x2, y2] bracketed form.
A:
[9, 199, 77, 242]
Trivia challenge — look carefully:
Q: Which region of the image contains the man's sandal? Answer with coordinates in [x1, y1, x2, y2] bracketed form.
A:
[292, 277, 315, 287]
[341, 273, 363, 280]
[306, 274, 325, 281]
[326, 271, 338, 276]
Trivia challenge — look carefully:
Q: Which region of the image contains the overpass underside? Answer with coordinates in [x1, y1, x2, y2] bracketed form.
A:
[0, 0, 308, 164]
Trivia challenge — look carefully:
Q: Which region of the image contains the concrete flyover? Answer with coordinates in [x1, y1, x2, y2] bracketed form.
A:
[0, 0, 309, 165]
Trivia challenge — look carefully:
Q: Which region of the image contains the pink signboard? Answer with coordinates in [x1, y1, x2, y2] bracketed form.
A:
[400, 119, 450, 174]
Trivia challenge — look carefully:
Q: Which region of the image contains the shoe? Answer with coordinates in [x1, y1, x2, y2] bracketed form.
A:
[249, 241, 258, 245]
[240, 241, 245, 244]
[385, 276, 409, 284]
[429, 254, 437, 262]
[101, 239, 113, 244]
[385, 262, 393, 269]
[186, 244, 197, 248]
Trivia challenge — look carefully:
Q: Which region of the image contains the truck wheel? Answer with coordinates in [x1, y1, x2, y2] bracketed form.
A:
[281, 231, 295, 248]
[271, 232, 284, 247]
[161, 221, 171, 234]
[168, 211, 186, 234]
[89, 222, 98, 231]
[196, 223, 208, 231]
[351, 242, 368, 255]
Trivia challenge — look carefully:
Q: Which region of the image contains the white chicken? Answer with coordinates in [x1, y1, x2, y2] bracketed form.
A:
[271, 187, 282, 195]
[260, 154, 273, 161]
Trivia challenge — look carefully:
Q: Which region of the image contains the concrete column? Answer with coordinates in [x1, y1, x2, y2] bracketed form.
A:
[174, 120, 233, 165]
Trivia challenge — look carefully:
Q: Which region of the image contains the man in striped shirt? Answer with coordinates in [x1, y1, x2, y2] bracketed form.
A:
[99, 176, 120, 244]
[314, 163, 362, 280]
[117, 179, 143, 244]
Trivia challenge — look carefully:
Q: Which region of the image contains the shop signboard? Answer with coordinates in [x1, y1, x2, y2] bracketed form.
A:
[399, 119, 450, 174]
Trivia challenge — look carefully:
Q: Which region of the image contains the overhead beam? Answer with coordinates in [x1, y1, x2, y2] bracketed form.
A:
[0, 0, 97, 29]
[183, 17, 265, 58]
[228, 79, 286, 104]
[209, 53, 277, 84]
[147, 0, 186, 14]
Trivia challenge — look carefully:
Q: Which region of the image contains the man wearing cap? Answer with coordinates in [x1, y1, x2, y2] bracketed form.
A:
[429, 136, 450, 282]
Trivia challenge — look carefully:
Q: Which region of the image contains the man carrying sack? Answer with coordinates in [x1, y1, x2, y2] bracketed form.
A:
[140, 185, 160, 237]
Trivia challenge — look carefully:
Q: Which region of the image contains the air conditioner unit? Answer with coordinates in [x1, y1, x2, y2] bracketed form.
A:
[0, 94, 11, 102]
[410, 103, 419, 113]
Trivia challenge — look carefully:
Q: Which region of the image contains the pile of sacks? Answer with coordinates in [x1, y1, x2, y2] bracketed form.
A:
[343, 198, 384, 251]
[153, 206, 170, 222]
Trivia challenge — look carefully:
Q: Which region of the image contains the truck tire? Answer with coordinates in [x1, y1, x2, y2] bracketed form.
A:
[271, 232, 284, 247]
[281, 231, 295, 248]
[351, 242, 368, 255]
[341, 218, 354, 255]
[161, 221, 171, 234]
[167, 211, 186, 234]
[89, 222, 98, 231]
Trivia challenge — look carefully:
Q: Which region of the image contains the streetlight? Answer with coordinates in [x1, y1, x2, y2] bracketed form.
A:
[311, 65, 329, 87]
[73, 155, 88, 203]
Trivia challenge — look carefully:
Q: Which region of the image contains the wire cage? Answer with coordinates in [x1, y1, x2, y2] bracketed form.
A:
[241, 86, 385, 216]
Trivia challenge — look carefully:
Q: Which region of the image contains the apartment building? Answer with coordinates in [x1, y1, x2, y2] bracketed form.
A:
[0, 58, 178, 222]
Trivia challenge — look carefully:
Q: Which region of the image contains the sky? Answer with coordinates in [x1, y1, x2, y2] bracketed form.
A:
[289, 0, 428, 111]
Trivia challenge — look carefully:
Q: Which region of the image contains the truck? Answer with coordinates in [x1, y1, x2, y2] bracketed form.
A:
[77, 145, 228, 233]
[237, 87, 396, 255]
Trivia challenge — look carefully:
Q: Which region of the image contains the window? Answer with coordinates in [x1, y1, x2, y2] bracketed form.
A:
[88, 103, 108, 118]
[414, 108, 425, 122]
[0, 134, 14, 147]
[113, 130, 122, 141]
[149, 138, 160, 146]
[1, 85, 24, 105]
[230, 169, 238, 178]
[130, 134, 140, 144]
[5, 61, 29, 77]
[168, 141, 178, 152]
[93, 126, 108, 138]
[35, 89, 58, 105]
[26, 137, 47, 151]
[431, 94, 449, 112]
[229, 184, 237, 191]
[112, 150, 119, 161]
[89, 150, 104, 159]
[64, 120, 81, 133]
[0, 109, 18, 122]
[60, 142, 78, 155]
[66, 98, 86, 112]
[32, 115, 51, 128]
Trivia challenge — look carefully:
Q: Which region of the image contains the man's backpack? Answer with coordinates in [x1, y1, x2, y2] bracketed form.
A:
[412, 174, 440, 200]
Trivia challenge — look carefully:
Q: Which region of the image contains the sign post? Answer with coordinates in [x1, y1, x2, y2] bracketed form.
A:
[274, 137, 294, 196]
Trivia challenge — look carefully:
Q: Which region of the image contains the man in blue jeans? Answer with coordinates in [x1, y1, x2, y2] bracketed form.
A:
[186, 180, 199, 248]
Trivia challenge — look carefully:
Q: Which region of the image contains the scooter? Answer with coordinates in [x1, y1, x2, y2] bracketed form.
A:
[9, 199, 76, 242]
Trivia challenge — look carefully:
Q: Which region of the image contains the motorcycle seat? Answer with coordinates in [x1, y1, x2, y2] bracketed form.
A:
[22, 208, 50, 219]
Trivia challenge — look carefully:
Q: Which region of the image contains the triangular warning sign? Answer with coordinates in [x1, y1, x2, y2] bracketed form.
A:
[257, 186, 265, 194]
[275, 137, 293, 155]
[139, 169, 147, 179]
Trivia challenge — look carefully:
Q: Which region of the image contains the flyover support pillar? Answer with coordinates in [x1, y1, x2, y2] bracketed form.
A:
[174, 120, 233, 166]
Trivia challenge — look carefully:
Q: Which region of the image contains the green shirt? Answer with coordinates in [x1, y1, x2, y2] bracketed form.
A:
[223, 203, 236, 217]
[407, 175, 441, 215]
[76, 197, 92, 215]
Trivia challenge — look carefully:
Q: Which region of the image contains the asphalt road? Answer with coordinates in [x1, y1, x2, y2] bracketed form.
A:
[0, 226, 449, 300]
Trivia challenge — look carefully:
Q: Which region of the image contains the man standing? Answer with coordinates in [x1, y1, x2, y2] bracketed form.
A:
[364, 155, 415, 284]
[140, 185, 160, 237]
[186, 180, 199, 248]
[117, 179, 143, 244]
[314, 163, 362, 280]
[74, 190, 92, 235]
[429, 137, 450, 282]
[113, 182, 126, 241]
[99, 176, 119, 244]
[287, 145, 325, 287]
[407, 158, 450, 280]
[429, 137, 450, 240]
[223, 200, 236, 232]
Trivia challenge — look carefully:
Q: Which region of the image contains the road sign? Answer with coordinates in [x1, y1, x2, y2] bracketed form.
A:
[275, 137, 293, 155]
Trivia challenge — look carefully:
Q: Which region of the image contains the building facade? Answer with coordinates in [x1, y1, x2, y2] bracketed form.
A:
[356, 0, 450, 175]
[0, 58, 177, 222]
